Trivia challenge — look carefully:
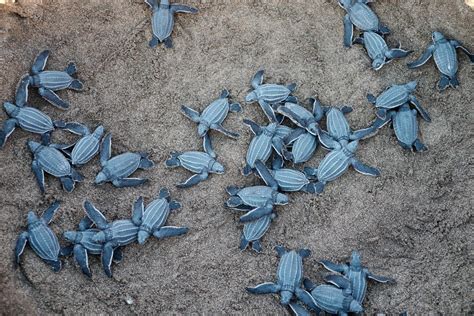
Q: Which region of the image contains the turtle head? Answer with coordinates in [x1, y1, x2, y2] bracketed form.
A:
[93, 125, 105, 138]
[275, 193, 289, 205]
[372, 58, 385, 71]
[245, 91, 257, 103]
[137, 230, 150, 245]
[432, 31, 445, 43]
[27, 211, 39, 224]
[350, 250, 362, 268]
[92, 231, 106, 243]
[211, 160, 225, 174]
[3, 102, 18, 116]
[27, 140, 41, 153]
[280, 290, 293, 305]
[338, 0, 352, 9]
[405, 80, 417, 91]
[349, 300, 364, 313]
[197, 123, 209, 137]
[63, 231, 80, 243]
[94, 171, 108, 184]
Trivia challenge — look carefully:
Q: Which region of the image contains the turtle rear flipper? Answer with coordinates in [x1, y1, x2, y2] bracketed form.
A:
[229, 102, 242, 113]
[314, 182, 325, 194]
[164, 37, 173, 48]
[69, 79, 83, 91]
[169, 200, 181, 210]
[242, 164, 253, 176]
[378, 24, 390, 35]
[225, 196, 243, 208]
[45, 259, 62, 272]
[64, 62, 77, 75]
[165, 152, 181, 167]
[438, 74, 451, 91]
[239, 234, 250, 251]
[139, 155, 154, 169]
[149, 36, 159, 48]
[38, 87, 69, 109]
[112, 178, 147, 188]
[413, 139, 427, 152]
[251, 241, 262, 253]
[60, 176, 76, 192]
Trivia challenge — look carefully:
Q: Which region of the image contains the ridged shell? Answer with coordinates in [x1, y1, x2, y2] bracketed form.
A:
[79, 229, 103, 254]
[275, 125, 293, 140]
[311, 285, 348, 314]
[317, 149, 352, 183]
[109, 220, 139, 246]
[273, 169, 309, 192]
[37, 71, 73, 90]
[291, 133, 317, 164]
[71, 135, 100, 165]
[256, 84, 291, 103]
[242, 214, 272, 242]
[201, 98, 229, 125]
[178, 151, 213, 173]
[326, 108, 351, 140]
[17, 107, 54, 134]
[277, 250, 303, 290]
[142, 198, 169, 230]
[433, 42, 458, 76]
[393, 108, 418, 145]
[237, 186, 274, 207]
[375, 85, 409, 109]
[152, 6, 174, 41]
[346, 269, 367, 303]
[28, 221, 60, 261]
[363, 31, 388, 60]
[282, 103, 314, 122]
[103, 152, 142, 179]
[37, 146, 71, 177]
[246, 133, 273, 167]
[348, 3, 379, 31]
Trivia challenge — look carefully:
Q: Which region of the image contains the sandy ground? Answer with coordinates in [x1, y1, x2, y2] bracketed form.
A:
[0, 0, 473, 314]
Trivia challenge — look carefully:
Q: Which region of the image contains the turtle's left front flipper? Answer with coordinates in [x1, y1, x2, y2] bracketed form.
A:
[153, 226, 189, 239]
[176, 172, 208, 188]
[351, 159, 380, 176]
[170, 4, 198, 14]
[112, 178, 148, 188]
[38, 88, 70, 109]
[368, 272, 396, 283]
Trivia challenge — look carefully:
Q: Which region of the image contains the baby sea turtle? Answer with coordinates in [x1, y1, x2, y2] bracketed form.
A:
[255, 159, 316, 193]
[408, 31, 474, 90]
[304, 140, 380, 194]
[320, 250, 395, 304]
[83, 200, 142, 277]
[354, 31, 412, 70]
[240, 213, 276, 253]
[242, 119, 286, 176]
[338, 0, 390, 47]
[144, 0, 198, 48]
[25, 50, 84, 109]
[28, 140, 84, 193]
[95, 133, 154, 188]
[373, 103, 427, 152]
[283, 129, 318, 164]
[15, 201, 63, 272]
[181, 89, 241, 157]
[225, 185, 288, 223]
[276, 98, 324, 136]
[63, 217, 123, 277]
[1, 76, 65, 148]
[134, 188, 188, 244]
[61, 124, 105, 166]
[246, 246, 318, 309]
[246, 70, 297, 123]
[367, 81, 431, 122]
[290, 275, 363, 315]
[165, 141, 224, 188]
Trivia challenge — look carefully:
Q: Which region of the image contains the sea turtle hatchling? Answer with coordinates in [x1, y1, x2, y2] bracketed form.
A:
[133, 188, 188, 245]
[242, 119, 287, 176]
[95, 133, 154, 188]
[304, 140, 380, 194]
[144, 0, 198, 48]
[407, 31, 474, 90]
[165, 140, 225, 188]
[373, 103, 427, 152]
[63, 217, 124, 277]
[276, 98, 324, 136]
[338, 0, 390, 47]
[319, 250, 395, 304]
[15, 201, 64, 272]
[25, 50, 84, 109]
[246, 246, 318, 309]
[282, 129, 318, 164]
[59, 124, 105, 166]
[28, 140, 84, 193]
[225, 185, 288, 223]
[83, 200, 142, 277]
[240, 213, 276, 253]
[367, 81, 431, 122]
[1, 76, 66, 148]
[246, 70, 297, 123]
[354, 31, 412, 70]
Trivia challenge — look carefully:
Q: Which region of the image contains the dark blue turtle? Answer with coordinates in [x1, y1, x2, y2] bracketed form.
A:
[367, 81, 431, 122]
[28, 140, 84, 193]
[95, 133, 154, 188]
[319, 251, 395, 304]
[240, 213, 276, 253]
[145, 0, 198, 48]
[181, 89, 241, 157]
[373, 103, 427, 152]
[63, 217, 123, 277]
[15, 201, 63, 272]
[354, 31, 412, 70]
[338, 0, 390, 47]
[83, 200, 142, 277]
[225, 185, 288, 223]
[25, 50, 83, 109]
[133, 188, 188, 244]
[246, 246, 318, 309]
[246, 70, 297, 123]
[242, 119, 286, 176]
[276, 98, 324, 136]
[255, 159, 316, 193]
[60, 123, 105, 166]
[282, 129, 318, 164]
[304, 140, 380, 194]
[408, 31, 474, 90]
[289, 275, 363, 316]
[1, 76, 65, 148]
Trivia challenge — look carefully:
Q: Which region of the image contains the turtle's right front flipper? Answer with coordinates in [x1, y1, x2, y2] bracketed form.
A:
[74, 244, 92, 277]
[407, 45, 434, 68]
[319, 260, 348, 273]
[176, 172, 208, 188]
[38, 88, 70, 109]
[0, 118, 17, 148]
[170, 4, 198, 14]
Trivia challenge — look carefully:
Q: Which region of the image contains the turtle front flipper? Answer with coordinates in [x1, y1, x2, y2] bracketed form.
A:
[351, 126, 377, 140]
[176, 172, 208, 188]
[38, 87, 70, 109]
[83, 201, 109, 229]
[132, 196, 144, 226]
[211, 124, 240, 139]
[15, 75, 30, 107]
[144, 0, 156, 8]
[351, 159, 380, 176]
[31, 160, 45, 193]
[246, 282, 280, 294]
[0, 118, 18, 148]
[250, 70, 264, 89]
[258, 99, 278, 123]
[407, 45, 434, 68]
[255, 160, 278, 190]
[181, 105, 201, 123]
[203, 134, 216, 159]
[170, 4, 198, 14]
[451, 40, 474, 62]
[64, 122, 90, 136]
[294, 288, 319, 312]
[112, 177, 147, 188]
[101, 243, 115, 277]
[408, 96, 431, 122]
[385, 48, 412, 60]
[367, 272, 396, 283]
[41, 201, 60, 224]
[14, 231, 29, 265]
[100, 133, 112, 166]
[31, 50, 50, 75]
[343, 14, 354, 47]
[74, 244, 92, 277]
[153, 226, 188, 239]
[288, 302, 312, 316]
[239, 206, 273, 223]
[243, 119, 262, 136]
[319, 260, 348, 273]
[324, 274, 351, 289]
